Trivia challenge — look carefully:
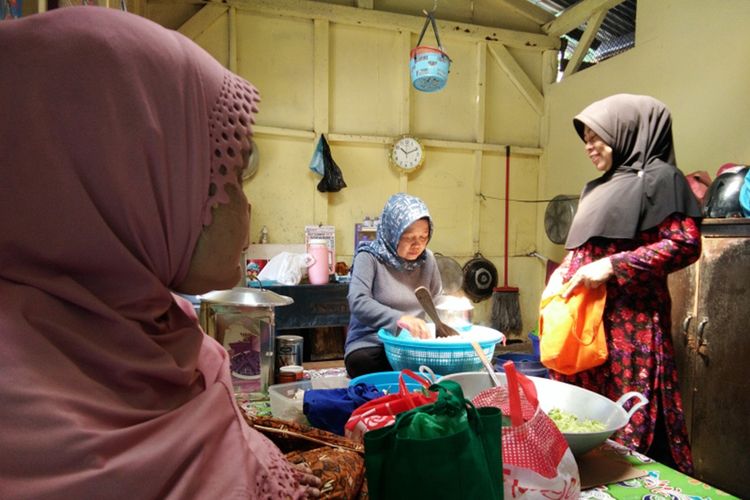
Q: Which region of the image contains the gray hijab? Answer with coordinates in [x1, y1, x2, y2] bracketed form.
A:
[358, 193, 433, 271]
[565, 94, 701, 249]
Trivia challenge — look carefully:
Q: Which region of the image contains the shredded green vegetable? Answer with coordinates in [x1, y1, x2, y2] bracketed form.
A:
[548, 408, 606, 433]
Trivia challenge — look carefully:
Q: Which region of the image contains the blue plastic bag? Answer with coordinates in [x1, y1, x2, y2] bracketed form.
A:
[309, 135, 325, 176]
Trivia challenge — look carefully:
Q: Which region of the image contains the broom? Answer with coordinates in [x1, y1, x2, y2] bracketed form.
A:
[491, 146, 522, 336]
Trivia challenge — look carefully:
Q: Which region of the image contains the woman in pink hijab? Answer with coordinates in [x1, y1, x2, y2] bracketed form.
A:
[0, 7, 321, 498]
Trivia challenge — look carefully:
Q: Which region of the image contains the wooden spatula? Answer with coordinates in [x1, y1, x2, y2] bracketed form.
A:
[414, 286, 460, 337]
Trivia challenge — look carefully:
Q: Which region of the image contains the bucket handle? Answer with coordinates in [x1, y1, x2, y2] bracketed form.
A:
[615, 391, 649, 420]
[415, 10, 444, 52]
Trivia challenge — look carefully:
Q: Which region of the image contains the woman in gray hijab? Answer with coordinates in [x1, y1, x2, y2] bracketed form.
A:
[344, 193, 442, 378]
[544, 94, 702, 474]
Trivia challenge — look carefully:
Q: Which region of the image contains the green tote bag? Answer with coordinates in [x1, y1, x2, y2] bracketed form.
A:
[363, 379, 504, 500]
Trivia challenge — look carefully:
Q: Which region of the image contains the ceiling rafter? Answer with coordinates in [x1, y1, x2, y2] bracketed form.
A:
[562, 8, 606, 76]
[541, 0, 627, 38]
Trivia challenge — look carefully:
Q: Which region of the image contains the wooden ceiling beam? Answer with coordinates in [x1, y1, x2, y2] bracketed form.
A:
[487, 43, 544, 115]
[542, 0, 626, 38]
[563, 8, 606, 77]
[177, 3, 227, 39]
[226, 0, 559, 50]
[498, 0, 554, 26]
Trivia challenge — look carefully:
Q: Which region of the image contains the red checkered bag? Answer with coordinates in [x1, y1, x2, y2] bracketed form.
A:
[344, 369, 437, 443]
[473, 362, 580, 499]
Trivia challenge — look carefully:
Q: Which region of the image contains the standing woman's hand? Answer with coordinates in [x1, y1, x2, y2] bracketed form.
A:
[397, 316, 433, 339]
[562, 257, 613, 298]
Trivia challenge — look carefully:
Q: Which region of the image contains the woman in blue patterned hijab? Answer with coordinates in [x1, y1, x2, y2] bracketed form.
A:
[358, 193, 434, 271]
[345, 193, 442, 377]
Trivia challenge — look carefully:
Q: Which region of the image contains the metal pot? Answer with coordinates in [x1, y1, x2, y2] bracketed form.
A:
[199, 287, 293, 400]
[462, 253, 498, 302]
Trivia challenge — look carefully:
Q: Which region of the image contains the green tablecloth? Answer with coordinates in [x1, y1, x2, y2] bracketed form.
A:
[580, 440, 739, 499]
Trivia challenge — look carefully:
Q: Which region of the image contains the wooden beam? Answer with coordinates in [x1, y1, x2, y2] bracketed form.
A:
[313, 19, 330, 135]
[487, 43, 544, 116]
[542, 0, 625, 38]
[498, 0, 554, 25]
[355, 0, 373, 9]
[475, 42, 487, 144]
[563, 9, 606, 77]
[228, 7, 237, 72]
[229, 0, 559, 51]
[254, 127, 543, 156]
[399, 31, 411, 135]
[312, 18, 330, 224]
[177, 3, 228, 39]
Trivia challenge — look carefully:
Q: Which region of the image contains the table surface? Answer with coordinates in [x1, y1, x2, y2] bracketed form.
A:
[579, 440, 739, 499]
[261, 283, 350, 330]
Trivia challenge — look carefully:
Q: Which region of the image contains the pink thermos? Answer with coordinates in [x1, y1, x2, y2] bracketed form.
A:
[307, 239, 331, 285]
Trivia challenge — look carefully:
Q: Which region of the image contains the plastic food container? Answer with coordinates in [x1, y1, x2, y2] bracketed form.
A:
[268, 380, 311, 424]
[268, 377, 350, 424]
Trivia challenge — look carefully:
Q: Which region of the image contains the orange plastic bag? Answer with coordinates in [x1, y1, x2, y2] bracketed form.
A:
[538, 283, 607, 375]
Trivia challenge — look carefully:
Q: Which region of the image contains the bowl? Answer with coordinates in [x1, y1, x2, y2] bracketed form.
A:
[441, 371, 648, 456]
[494, 353, 548, 378]
[435, 295, 474, 331]
[379, 325, 504, 375]
[349, 369, 441, 394]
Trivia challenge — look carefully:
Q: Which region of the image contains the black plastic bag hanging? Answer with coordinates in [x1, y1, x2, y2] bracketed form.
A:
[316, 134, 347, 193]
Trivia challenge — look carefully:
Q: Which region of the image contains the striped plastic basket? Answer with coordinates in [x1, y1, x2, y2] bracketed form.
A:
[378, 326, 504, 375]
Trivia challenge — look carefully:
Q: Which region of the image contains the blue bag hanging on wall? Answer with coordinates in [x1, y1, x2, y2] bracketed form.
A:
[309, 135, 325, 176]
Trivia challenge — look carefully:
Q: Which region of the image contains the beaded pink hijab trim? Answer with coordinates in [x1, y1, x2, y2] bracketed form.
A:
[206, 72, 260, 225]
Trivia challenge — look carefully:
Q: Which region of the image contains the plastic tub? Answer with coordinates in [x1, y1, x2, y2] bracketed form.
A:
[409, 46, 451, 92]
[379, 325, 504, 375]
[494, 353, 548, 378]
[268, 380, 310, 424]
[528, 331, 540, 358]
[349, 369, 440, 394]
[269, 376, 350, 424]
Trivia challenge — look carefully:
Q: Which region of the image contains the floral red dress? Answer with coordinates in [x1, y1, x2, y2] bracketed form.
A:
[551, 213, 700, 475]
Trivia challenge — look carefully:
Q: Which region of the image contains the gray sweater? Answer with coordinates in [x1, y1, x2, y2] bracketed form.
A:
[344, 250, 442, 356]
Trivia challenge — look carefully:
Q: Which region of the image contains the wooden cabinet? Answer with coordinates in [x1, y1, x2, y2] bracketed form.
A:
[668, 219, 750, 498]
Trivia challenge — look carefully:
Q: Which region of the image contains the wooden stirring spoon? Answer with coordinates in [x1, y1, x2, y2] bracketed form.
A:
[414, 286, 460, 337]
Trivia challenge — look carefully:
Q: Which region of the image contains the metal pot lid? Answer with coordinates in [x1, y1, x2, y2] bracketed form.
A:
[462, 254, 498, 302]
[434, 253, 463, 294]
[199, 287, 293, 308]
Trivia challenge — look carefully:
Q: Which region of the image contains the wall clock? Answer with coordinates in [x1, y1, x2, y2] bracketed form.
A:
[390, 136, 425, 173]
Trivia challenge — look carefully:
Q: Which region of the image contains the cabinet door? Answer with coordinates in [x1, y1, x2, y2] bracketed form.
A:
[667, 264, 697, 436]
[691, 235, 750, 498]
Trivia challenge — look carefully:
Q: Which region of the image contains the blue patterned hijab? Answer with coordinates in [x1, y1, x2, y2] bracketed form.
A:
[358, 193, 433, 271]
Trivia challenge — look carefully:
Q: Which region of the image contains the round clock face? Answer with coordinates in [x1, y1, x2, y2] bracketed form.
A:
[390, 136, 425, 172]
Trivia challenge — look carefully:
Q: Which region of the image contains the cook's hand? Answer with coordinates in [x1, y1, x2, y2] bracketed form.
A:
[292, 463, 321, 498]
[398, 316, 432, 339]
[562, 257, 613, 298]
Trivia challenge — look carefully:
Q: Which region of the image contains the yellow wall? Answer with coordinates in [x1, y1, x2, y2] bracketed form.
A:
[167, 0, 553, 335]
[539, 0, 750, 265]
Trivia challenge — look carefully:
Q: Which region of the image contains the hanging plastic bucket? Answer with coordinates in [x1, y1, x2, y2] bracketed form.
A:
[410, 46, 451, 93]
[409, 11, 451, 93]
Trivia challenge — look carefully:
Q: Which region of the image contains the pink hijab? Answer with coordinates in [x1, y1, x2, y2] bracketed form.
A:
[0, 7, 305, 498]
